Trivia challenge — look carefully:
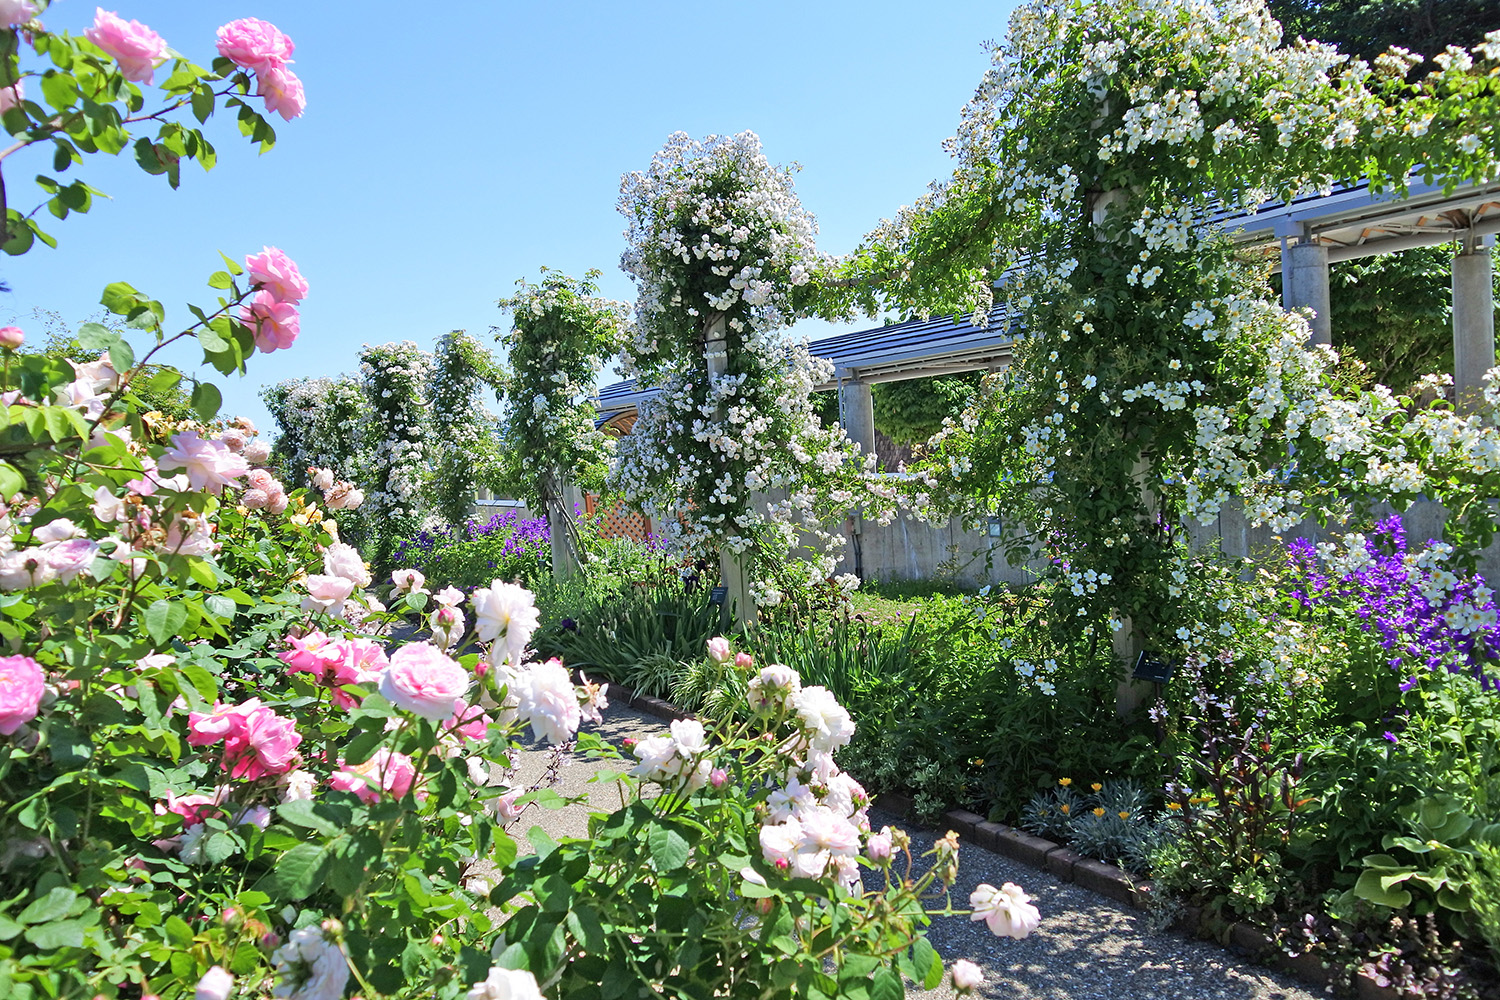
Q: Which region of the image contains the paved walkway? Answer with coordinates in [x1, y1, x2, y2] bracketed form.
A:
[506, 702, 1322, 1000]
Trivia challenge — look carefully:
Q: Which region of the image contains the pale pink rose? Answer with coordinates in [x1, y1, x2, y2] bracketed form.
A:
[194, 965, 234, 1000]
[579, 674, 608, 725]
[706, 636, 732, 664]
[0, 654, 45, 734]
[0, 325, 22, 348]
[747, 663, 800, 714]
[44, 537, 100, 583]
[323, 481, 363, 510]
[163, 514, 219, 558]
[215, 17, 294, 76]
[970, 882, 1040, 939]
[225, 706, 301, 779]
[391, 568, 425, 594]
[256, 64, 305, 121]
[734, 651, 754, 669]
[435, 585, 464, 608]
[243, 440, 271, 465]
[330, 749, 415, 803]
[323, 542, 371, 589]
[300, 574, 355, 616]
[429, 605, 465, 650]
[92, 485, 126, 522]
[793, 686, 855, 753]
[865, 827, 893, 863]
[238, 290, 299, 353]
[33, 519, 81, 544]
[950, 960, 983, 993]
[797, 806, 861, 858]
[158, 432, 250, 494]
[310, 467, 334, 491]
[513, 658, 580, 744]
[86, 8, 168, 84]
[0, 2, 37, 27]
[759, 817, 802, 870]
[380, 642, 469, 721]
[244, 246, 308, 304]
[490, 789, 524, 822]
[471, 581, 539, 667]
[218, 429, 248, 453]
[0, 549, 57, 590]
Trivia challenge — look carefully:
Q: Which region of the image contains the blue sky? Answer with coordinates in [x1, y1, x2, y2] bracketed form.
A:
[0, 1, 1017, 429]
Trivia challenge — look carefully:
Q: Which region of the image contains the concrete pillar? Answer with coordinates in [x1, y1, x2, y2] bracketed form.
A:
[705, 315, 755, 625]
[1453, 239, 1495, 411]
[1282, 239, 1332, 347]
[546, 470, 579, 581]
[838, 378, 875, 458]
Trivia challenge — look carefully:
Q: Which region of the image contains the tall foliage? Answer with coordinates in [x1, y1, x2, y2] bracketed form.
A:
[359, 342, 432, 567]
[429, 330, 503, 527]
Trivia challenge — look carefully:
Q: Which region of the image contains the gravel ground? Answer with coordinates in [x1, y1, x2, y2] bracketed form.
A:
[504, 702, 1323, 1000]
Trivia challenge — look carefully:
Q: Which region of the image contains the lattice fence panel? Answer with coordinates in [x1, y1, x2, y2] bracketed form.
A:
[584, 494, 652, 542]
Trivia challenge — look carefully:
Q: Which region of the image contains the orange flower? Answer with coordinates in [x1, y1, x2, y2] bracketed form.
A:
[1092, 807, 1105, 817]
[1058, 777, 1072, 787]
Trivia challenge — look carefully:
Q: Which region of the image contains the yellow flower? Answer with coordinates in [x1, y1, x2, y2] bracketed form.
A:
[1058, 777, 1072, 787]
[1060, 804, 1071, 815]
[1166, 802, 1182, 811]
[1090, 782, 1102, 792]
[1092, 807, 1105, 817]
[1118, 811, 1130, 820]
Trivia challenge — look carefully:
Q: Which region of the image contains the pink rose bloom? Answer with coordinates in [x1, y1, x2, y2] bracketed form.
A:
[0, 324, 22, 348]
[445, 701, 491, 742]
[225, 706, 301, 779]
[326, 637, 387, 709]
[163, 514, 219, 558]
[239, 291, 299, 353]
[391, 568, 425, 594]
[244, 246, 308, 304]
[85, 8, 168, 84]
[951, 960, 984, 993]
[300, 574, 355, 616]
[158, 789, 220, 828]
[215, 17, 294, 76]
[158, 432, 250, 494]
[278, 630, 339, 677]
[865, 826, 893, 864]
[195, 966, 234, 1000]
[0, 82, 19, 117]
[330, 749, 416, 804]
[45, 537, 100, 583]
[0, 2, 37, 27]
[734, 651, 754, 669]
[380, 642, 469, 721]
[490, 789, 524, 822]
[256, 64, 305, 121]
[513, 658, 581, 745]
[705, 636, 732, 664]
[0, 654, 45, 734]
[186, 698, 263, 747]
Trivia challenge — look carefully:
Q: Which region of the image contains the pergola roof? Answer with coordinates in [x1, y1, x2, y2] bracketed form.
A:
[595, 175, 1500, 415]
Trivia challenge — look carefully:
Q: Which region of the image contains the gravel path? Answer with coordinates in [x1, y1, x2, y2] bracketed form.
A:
[506, 702, 1322, 1000]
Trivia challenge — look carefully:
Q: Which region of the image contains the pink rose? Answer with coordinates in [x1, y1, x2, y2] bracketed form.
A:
[706, 636, 732, 664]
[278, 630, 339, 677]
[45, 537, 100, 583]
[379, 642, 469, 721]
[238, 290, 299, 353]
[0, 654, 45, 734]
[445, 701, 491, 742]
[158, 432, 250, 494]
[225, 706, 301, 779]
[158, 789, 220, 828]
[300, 574, 355, 616]
[0, 326, 21, 349]
[734, 652, 754, 669]
[255, 64, 305, 121]
[0, 2, 37, 27]
[85, 8, 168, 84]
[0, 83, 20, 117]
[186, 698, 263, 747]
[331, 749, 416, 804]
[215, 18, 294, 76]
[244, 246, 308, 304]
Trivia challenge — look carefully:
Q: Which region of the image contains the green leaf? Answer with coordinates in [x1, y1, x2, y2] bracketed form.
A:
[100, 282, 141, 317]
[190, 85, 214, 124]
[0, 462, 25, 500]
[648, 824, 690, 872]
[190, 382, 222, 421]
[1354, 869, 1413, 908]
[143, 599, 188, 647]
[203, 832, 241, 865]
[147, 368, 182, 394]
[38, 72, 77, 112]
[3, 209, 35, 255]
[566, 904, 606, 954]
[204, 594, 235, 621]
[261, 843, 331, 901]
[870, 969, 903, 1000]
[526, 827, 558, 860]
[207, 271, 233, 290]
[23, 919, 86, 950]
[109, 338, 134, 373]
[277, 800, 349, 838]
[911, 937, 942, 990]
[18, 888, 77, 925]
[76, 322, 118, 352]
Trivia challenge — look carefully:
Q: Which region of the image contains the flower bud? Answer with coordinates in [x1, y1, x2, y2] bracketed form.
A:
[734, 652, 754, 669]
[951, 959, 984, 993]
[709, 767, 728, 788]
[0, 327, 23, 350]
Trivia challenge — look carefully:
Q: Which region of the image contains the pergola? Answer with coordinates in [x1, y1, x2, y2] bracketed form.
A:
[596, 175, 1500, 451]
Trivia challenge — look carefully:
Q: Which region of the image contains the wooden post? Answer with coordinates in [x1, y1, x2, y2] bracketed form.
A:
[705, 315, 756, 626]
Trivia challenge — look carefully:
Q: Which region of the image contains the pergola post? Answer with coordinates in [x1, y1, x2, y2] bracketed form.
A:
[545, 469, 581, 581]
[838, 378, 875, 458]
[1453, 236, 1496, 411]
[1282, 237, 1332, 347]
[706, 315, 755, 625]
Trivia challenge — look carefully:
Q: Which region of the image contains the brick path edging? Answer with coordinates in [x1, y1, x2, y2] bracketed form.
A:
[611, 685, 1400, 1000]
